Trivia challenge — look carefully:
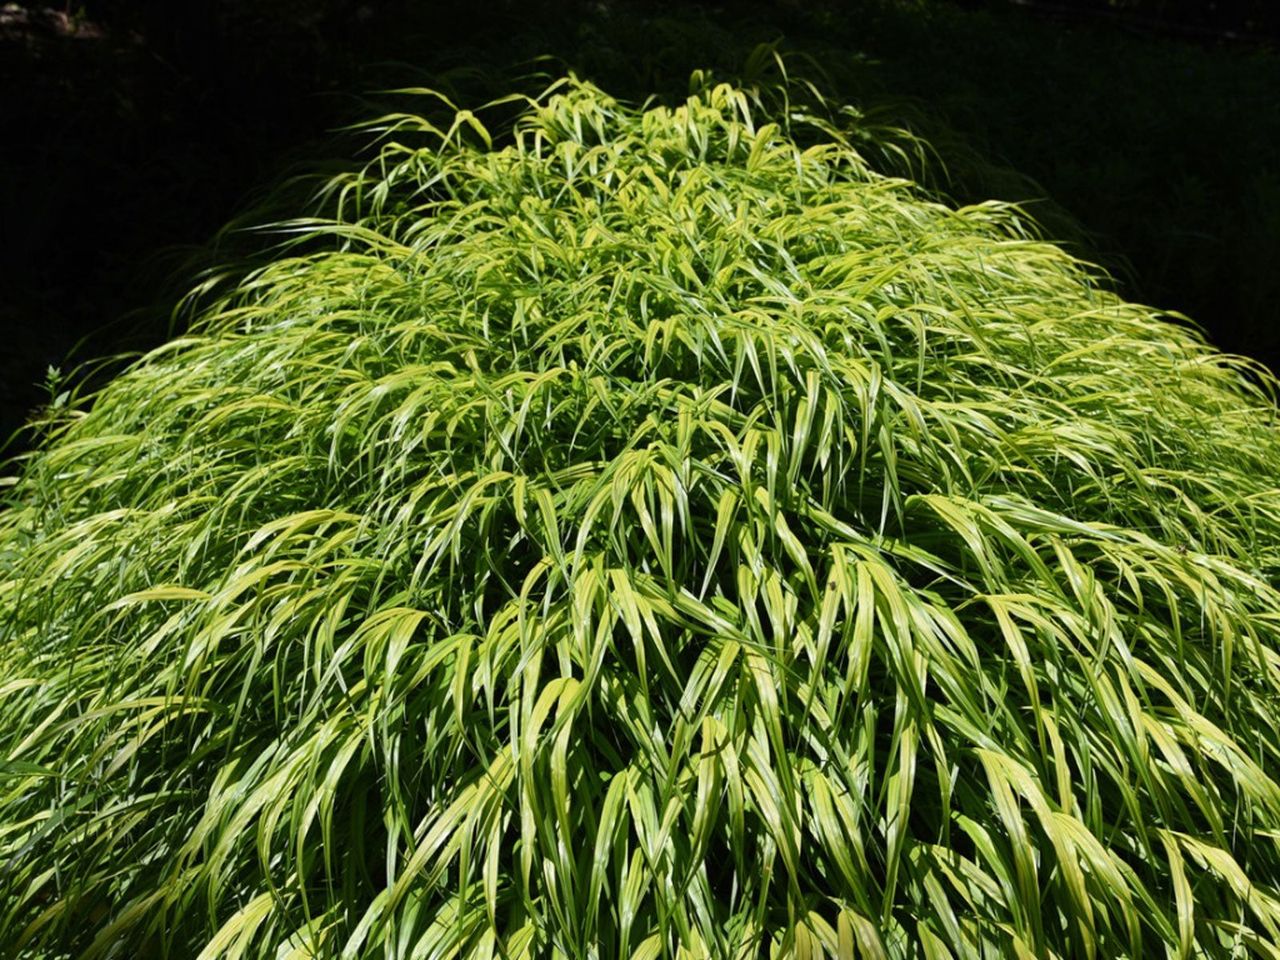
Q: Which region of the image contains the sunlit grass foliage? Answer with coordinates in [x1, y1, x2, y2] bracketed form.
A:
[3, 69, 1280, 958]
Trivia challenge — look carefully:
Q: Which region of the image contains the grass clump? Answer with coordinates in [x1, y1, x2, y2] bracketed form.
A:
[4, 71, 1280, 958]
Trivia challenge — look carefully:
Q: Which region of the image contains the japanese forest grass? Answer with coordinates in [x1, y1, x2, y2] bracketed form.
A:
[3, 75, 1280, 960]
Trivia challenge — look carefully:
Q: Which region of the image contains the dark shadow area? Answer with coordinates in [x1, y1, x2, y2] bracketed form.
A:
[864, 0, 1280, 379]
[3, 0, 1278, 464]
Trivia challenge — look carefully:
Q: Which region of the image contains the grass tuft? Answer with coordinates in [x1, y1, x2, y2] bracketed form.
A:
[3, 70, 1280, 958]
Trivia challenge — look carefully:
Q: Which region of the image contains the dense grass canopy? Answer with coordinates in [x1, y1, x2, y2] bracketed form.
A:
[3, 72, 1280, 958]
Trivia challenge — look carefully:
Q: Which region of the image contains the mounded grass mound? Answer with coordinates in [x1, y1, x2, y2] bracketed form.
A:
[3, 74, 1280, 958]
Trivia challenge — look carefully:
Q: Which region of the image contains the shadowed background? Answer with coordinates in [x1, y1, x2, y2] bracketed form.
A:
[3, 0, 1278, 460]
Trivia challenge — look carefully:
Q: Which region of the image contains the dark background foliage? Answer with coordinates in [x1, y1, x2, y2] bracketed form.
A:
[2, 0, 1278, 459]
